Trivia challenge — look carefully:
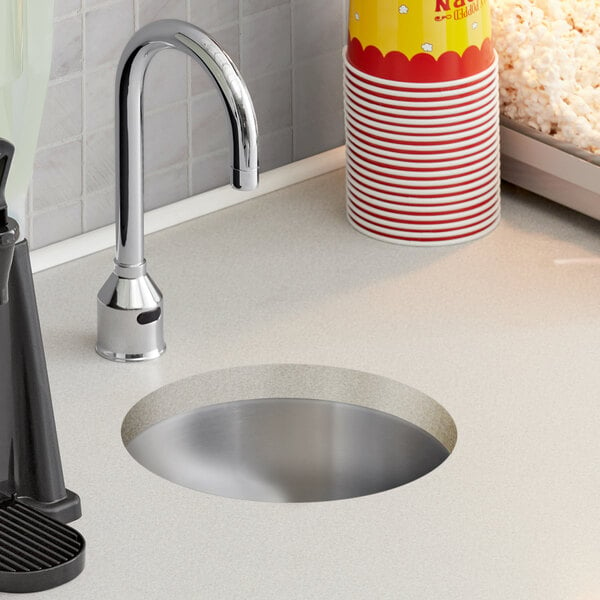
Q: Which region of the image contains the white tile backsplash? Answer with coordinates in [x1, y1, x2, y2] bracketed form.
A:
[85, 64, 116, 132]
[32, 202, 83, 248]
[84, 0, 118, 9]
[259, 127, 293, 171]
[143, 102, 188, 172]
[246, 69, 292, 135]
[293, 49, 343, 124]
[190, 0, 239, 30]
[50, 15, 83, 78]
[82, 186, 114, 230]
[85, 0, 135, 69]
[144, 163, 189, 211]
[241, 5, 292, 80]
[190, 92, 229, 158]
[38, 77, 83, 148]
[138, 0, 187, 26]
[293, 109, 345, 161]
[30, 0, 347, 248]
[191, 149, 229, 196]
[292, 0, 344, 62]
[242, 0, 288, 17]
[143, 50, 188, 112]
[32, 140, 83, 211]
[85, 127, 115, 194]
[55, 0, 82, 19]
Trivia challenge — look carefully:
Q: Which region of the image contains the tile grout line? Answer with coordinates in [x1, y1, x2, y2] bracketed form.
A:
[186, 0, 193, 197]
[53, 11, 79, 24]
[47, 71, 83, 88]
[34, 0, 346, 249]
[36, 97, 190, 156]
[37, 133, 84, 154]
[80, 3, 88, 234]
[81, 0, 122, 14]
[238, 0, 242, 60]
[92, 158, 191, 195]
[30, 147, 345, 267]
[31, 197, 86, 218]
[133, 0, 139, 37]
[236, 0, 242, 187]
[27, 179, 33, 248]
[290, 0, 296, 162]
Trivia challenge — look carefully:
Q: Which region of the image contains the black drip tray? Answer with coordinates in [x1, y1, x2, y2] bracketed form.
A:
[0, 498, 85, 593]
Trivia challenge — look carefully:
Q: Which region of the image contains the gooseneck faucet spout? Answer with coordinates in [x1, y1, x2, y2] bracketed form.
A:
[97, 20, 259, 362]
[116, 20, 259, 269]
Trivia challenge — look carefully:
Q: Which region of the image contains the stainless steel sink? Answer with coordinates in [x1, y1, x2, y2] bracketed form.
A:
[122, 365, 456, 503]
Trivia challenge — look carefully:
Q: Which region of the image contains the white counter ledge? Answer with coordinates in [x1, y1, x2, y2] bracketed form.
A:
[29, 169, 600, 599]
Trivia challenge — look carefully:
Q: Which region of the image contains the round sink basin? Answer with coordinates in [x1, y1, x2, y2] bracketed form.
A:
[122, 364, 456, 503]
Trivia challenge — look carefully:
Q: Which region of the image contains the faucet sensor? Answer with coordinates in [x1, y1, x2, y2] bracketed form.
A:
[96, 20, 259, 361]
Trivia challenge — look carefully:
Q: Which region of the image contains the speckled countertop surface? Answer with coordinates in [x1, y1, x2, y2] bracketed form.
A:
[28, 170, 599, 598]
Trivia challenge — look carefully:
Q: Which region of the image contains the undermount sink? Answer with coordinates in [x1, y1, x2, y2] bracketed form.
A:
[122, 365, 457, 503]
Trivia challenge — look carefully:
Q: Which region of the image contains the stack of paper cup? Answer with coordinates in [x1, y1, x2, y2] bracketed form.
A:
[344, 0, 500, 245]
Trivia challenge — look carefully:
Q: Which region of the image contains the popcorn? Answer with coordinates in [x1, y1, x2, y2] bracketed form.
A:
[492, 0, 600, 154]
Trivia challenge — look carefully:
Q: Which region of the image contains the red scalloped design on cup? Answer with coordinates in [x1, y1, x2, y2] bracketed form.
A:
[347, 37, 494, 83]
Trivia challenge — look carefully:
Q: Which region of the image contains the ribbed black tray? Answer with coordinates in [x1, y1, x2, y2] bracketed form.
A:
[0, 498, 85, 593]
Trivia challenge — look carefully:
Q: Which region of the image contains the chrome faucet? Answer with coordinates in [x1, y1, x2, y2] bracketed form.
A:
[96, 20, 259, 362]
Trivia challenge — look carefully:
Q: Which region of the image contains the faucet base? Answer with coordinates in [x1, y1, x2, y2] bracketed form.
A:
[96, 271, 166, 362]
[95, 345, 165, 363]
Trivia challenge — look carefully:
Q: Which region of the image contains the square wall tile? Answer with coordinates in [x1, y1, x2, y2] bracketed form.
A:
[137, 0, 187, 26]
[246, 69, 292, 136]
[259, 127, 293, 172]
[293, 109, 344, 161]
[85, 0, 134, 69]
[38, 77, 83, 148]
[55, 0, 81, 19]
[86, 127, 115, 194]
[144, 163, 189, 211]
[83, 186, 114, 231]
[31, 203, 82, 249]
[241, 4, 291, 80]
[190, 0, 238, 30]
[293, 0, 344, 62]
[191, 92, 229, 158]
[242, 0, 288, 17]
[86, 64, 116, 132]
[84, 0, 114, 9]
[191, 149, 229, 195]
[143, 50, 188, 112]
[293, 49, 343, 124]
[143, 102, 188, 172]
[32, 140, 82, 211]
[50, 15, 82, 79]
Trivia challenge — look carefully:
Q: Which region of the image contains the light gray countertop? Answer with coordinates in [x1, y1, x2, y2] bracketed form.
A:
[29, 170, 600, 598]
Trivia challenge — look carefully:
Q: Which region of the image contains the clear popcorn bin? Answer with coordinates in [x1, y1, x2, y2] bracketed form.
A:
[492, 0, 600, 220]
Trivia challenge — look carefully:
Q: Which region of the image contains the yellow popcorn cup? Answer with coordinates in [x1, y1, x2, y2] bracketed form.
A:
[347, 0, 494, 83]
